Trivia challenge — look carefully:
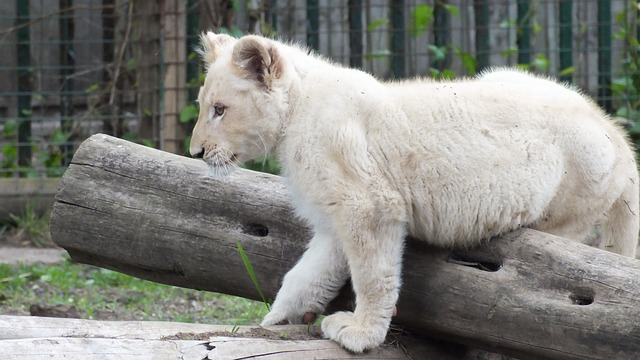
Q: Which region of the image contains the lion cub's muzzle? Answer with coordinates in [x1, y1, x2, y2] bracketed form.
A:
[191, 147, 205, 159]
[192, 145, 239, 176]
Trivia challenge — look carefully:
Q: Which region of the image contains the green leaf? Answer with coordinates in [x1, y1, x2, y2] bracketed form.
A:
[500, 46, 518, 57]
[184, 135, 191, 153]
[440, 69, 456, 80]
[428, 44, 447, 61]
[237, 242, 270, 310]
[531, 53, 549, 72]
[180, 104, 199, 123]
[51, 130, 69, 146]
[443, 4, 459, 17]
[410, 4, 434, 37]
[559, 66, 574, 76]
[500, 19, 516, 29]
[454, 47, 477, 76]
[532, 22, 542, 34]
[2, 119, 18, 136]
[2, 144, 17, 158]
[364, 49, 392, 60]
[125, 57, 137, 72]
[220, 26, 243, 38]
[367, 18, 389, 31]
[84, 84, 100, 93]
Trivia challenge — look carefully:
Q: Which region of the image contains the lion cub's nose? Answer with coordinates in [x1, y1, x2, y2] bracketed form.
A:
[190, 147, 204, 159]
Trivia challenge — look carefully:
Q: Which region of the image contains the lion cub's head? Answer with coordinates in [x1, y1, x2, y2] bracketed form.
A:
[190, 33, 295, 176]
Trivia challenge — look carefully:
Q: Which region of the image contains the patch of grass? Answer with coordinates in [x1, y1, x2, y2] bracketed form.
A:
[3, 204, 52, 247]
[0, 259, 268, 324]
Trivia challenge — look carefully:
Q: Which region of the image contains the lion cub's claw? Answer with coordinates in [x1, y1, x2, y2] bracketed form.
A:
[261, 310, 289, 326]
[261, 310, 317, 326]
[321, 311, 387, 353]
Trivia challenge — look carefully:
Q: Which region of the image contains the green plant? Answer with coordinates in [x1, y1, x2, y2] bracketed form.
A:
[8, 204, 51, 247]
[0, 120, 75, 178]
[236, 241, 270, 310]
[612, 1, 640, 145]
[0, 119, 19, 177]
[0, 260, 268, 324]
[242, 156, 280, 175]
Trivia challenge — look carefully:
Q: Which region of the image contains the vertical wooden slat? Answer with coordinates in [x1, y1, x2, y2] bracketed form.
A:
[161, 0, 187, 154]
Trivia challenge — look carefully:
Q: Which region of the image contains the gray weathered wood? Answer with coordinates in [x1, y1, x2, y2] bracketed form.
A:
[0, 315, 459, 359]
[50, 134, 640, 360]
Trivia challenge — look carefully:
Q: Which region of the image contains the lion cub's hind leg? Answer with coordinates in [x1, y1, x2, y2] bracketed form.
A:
[597, 178, 639, 257]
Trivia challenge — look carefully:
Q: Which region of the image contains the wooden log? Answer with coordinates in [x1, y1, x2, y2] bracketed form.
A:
[0, 315, 461, 359]
[50, 134, 640, 360]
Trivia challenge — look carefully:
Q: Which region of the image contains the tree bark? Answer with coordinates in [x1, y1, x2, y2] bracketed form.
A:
[50, 134, 640, 360]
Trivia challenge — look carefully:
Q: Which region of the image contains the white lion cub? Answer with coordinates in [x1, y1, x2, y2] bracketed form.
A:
[190, 33, 639, 352]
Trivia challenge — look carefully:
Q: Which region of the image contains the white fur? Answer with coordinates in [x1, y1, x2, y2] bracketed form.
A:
[190, 33, 640, 353]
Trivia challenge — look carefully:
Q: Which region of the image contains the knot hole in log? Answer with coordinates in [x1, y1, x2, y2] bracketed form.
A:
[241, 223, 269, 237]
[569, 288, 595, 306]
[447, 251, 503, 272]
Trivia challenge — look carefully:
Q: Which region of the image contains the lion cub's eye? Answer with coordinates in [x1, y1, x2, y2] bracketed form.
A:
[213, 104, 225, 117]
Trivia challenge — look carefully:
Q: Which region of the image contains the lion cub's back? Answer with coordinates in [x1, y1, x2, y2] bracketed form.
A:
[380, 75, 634, 246]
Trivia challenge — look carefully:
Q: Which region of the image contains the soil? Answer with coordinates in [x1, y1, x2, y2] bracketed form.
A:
[0, 246, 66, 264]
[163, 326, 324, 341]
[0, 226, 64, 264]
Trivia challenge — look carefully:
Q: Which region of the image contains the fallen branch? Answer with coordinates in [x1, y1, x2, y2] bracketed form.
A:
[50, 134, 640, 359]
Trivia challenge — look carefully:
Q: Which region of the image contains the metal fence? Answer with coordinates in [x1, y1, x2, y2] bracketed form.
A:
[0, 0, 639, 180]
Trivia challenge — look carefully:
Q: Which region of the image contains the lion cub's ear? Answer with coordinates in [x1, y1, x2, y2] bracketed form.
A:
[232, 36, 282, 90]
[199, 32, 235, 64]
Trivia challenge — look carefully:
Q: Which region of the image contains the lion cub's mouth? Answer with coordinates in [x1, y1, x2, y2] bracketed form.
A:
[203, 149, 240, 176]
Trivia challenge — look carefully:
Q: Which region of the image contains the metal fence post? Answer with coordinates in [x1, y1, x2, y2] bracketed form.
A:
[517, 0, 531, 65]
[390, 0, 406, 78]
[348, 0, 363, 69]
[474, 0, 489, 72]
[307, 0, 319, 51]
[16, 0, 32, 176]
[598, 0, 612, 112]
[60, 0, 75, 166]
[433, 0, 450, 73]
[559, 0, 573, 82]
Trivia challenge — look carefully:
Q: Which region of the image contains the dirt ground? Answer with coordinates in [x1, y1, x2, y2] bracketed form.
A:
[0, 222, 65, 264]
[0, 246, 66, 264]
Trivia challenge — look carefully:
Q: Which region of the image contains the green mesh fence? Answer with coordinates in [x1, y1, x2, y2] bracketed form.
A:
[0, 0, 639, 179]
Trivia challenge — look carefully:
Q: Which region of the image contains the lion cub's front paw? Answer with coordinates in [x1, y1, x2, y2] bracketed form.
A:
[261, 310, 289, 326]
[261, 309, 317, 326]
[321, 311, 387, 353]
